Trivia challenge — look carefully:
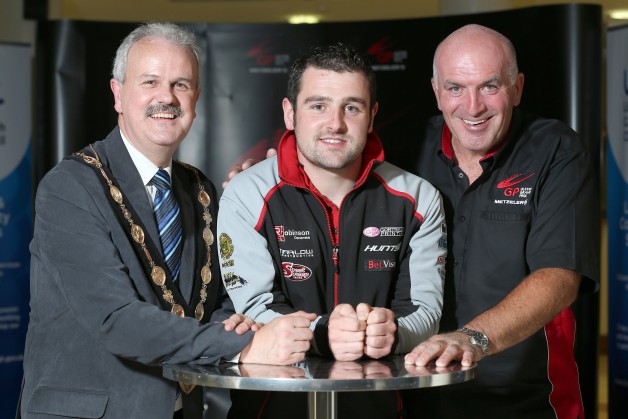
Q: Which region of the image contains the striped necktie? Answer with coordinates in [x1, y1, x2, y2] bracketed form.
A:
[150, 169, 182, 282]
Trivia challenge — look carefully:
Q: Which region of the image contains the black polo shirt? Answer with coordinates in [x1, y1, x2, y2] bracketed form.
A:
[387, 108, 599, 417]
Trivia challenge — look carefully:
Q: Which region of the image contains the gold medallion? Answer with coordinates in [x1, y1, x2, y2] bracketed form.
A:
[81, 154, 97, 165]
[203, 227, 214, 246]
[201, 265, 212, 284]
[179, 382, 196, 394]
[109, 185, 123, 204]
[195, 303, 204, 320]
[131, 224, 145, 244]
[198, 190, 211, 208]
[203, 212, 213, 225]
[172, 304, 185, 318]
[163, 289, 174, 304]
[151, 266, 166, 286]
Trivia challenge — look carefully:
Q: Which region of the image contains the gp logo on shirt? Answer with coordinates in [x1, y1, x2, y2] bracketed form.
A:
[495, 173, 535, 204]
[282, 262, 312, 281]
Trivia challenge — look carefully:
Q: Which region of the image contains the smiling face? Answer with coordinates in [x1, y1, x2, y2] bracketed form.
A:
[283, 66, 378, 178]
[432, 26, 524, 159]
[110, 36, 200, 166]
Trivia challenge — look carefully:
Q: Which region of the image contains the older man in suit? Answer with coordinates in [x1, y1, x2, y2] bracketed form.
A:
[18, 22, 315, 419]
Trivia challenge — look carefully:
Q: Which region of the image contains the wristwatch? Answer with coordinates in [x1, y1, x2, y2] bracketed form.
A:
[456, 327, 490, 357]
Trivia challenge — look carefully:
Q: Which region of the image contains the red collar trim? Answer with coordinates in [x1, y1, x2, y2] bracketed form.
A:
[277, 130, 385, 189]
[440, 123, 508, 162]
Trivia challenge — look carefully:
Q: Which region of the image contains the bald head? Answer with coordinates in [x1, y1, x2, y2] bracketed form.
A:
[433, 24, 519, 86]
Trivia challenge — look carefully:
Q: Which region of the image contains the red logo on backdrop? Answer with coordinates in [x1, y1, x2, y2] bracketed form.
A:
[368, 37, 395, 64]
[247, 41, 275, 66]
[247, 41, 290, 70]
[366, 37, 408, 71]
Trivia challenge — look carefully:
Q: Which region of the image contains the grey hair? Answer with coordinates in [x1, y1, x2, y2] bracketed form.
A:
[432, 24, 519, 86]
[112, 22, 201, 86]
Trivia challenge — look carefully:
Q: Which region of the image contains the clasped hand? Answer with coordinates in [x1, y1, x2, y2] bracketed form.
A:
[328, 303, 396, 361]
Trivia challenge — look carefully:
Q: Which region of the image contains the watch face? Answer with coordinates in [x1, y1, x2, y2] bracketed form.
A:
[459, 328, 489, 356]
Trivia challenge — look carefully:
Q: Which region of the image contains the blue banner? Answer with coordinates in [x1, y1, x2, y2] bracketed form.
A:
[607, 24, 628, 419]
[0, 43, 32, 418]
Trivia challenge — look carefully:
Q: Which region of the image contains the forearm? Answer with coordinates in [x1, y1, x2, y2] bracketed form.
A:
[465, 267, 581, 355]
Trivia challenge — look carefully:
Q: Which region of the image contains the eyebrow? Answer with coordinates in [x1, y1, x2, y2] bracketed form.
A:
[139, 73, 195, 84]
[303, 95, 367, 105]
[443, 75, 504, 87]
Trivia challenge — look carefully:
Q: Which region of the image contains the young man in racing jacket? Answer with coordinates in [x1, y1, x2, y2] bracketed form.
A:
[217, 43, 446, 419]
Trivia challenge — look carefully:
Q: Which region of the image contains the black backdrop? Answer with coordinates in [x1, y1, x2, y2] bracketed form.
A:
[33, 3, 602, 417]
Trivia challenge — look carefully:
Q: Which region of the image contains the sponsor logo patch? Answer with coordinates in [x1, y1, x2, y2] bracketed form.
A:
[275, 225, 311, 241]
[282, 262, 313, 281]
[365, 259, 397, 271]
[380, 227, 404, 237]
[223, 273, 248, 290]
[363, 227, 380, 237]
[219, 233, 234, 260]
[280, 249, 314, 258]
[495, 173, 535, 205]
[363, 243, 401, 252]
[362, 226, 405, 238]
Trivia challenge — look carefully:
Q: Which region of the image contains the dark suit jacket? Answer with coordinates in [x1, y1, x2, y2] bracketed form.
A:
[19, 128, 252, 419]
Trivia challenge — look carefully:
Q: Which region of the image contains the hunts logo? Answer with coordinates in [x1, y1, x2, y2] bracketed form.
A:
[363, 226, 404, 237]
[275, 225, 311, 241]
[282, 262, 312, 281]
[364, 243, 401, 252]
[495, 173, 535, 204]
[365, 259, 397, 271]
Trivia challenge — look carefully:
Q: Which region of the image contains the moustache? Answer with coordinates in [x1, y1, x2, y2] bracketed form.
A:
[144, 104, 183, 118]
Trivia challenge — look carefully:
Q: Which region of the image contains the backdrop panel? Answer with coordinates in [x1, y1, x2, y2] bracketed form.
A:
[0, 42, 32, 419]
[606, 23, 628, 419]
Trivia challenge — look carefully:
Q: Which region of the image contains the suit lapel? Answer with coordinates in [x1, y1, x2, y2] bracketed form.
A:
[97, 129, 162, 254]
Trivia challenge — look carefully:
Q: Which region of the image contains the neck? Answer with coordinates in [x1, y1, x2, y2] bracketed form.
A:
[451, 142, 485, 184]
[300, 157, 361, 207]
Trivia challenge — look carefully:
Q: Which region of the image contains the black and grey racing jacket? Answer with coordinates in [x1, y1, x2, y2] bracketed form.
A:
[218, 131, 446, 356]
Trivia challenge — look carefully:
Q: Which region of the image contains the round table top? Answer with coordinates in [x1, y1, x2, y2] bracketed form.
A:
[163, 355, 475, 392]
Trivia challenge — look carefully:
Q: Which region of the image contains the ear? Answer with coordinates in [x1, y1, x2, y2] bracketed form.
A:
[513, 73, 525, 107]
[110, 79, 123, 114]
[368, 102, 379, 133]
[431, 78, 442, 110]
[282, 98, 295, 130]
[190, 89, 201, 120]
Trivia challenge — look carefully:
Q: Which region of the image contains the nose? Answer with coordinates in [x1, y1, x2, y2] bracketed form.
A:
[328, 107, 348, 133]
[464, 89, 487, 116]
[156, 83, 177, 104]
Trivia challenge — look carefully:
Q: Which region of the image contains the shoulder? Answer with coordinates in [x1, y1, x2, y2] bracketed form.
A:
[221, 156, 280, 200]
[373, 161, 441, 203]
[515, 110, 584, 153]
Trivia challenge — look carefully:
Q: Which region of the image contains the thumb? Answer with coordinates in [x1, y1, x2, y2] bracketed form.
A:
[356, 303, 372, 322]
